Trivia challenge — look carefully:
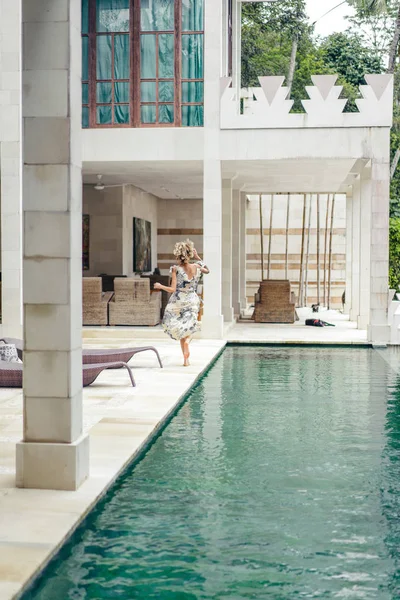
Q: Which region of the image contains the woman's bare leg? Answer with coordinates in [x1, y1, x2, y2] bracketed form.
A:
[182, 336, 190, 366]
[180, 338, 185, 364]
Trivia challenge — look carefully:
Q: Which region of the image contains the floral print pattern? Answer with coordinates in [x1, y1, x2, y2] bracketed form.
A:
[162, 264, 202, 341]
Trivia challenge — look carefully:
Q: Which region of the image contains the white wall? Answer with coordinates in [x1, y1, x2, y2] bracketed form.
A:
[82, 185, 123, 276]
[122, 185, 158, 275]
[246, 194, 347, 308]
[157, 198, 203, 273]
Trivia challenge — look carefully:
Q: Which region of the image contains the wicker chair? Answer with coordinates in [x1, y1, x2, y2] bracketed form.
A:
[0, 361, 135, 388]
[83, 277, 113, 326]
[109, 278, 161, 326]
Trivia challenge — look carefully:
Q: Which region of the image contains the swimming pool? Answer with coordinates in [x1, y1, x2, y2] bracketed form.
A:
[25, 347, 400, 599]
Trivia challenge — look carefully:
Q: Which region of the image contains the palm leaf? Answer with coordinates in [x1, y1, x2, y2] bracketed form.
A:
[348, 0, 388, 13]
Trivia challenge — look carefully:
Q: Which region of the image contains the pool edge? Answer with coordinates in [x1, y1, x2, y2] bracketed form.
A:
[13, 342, 227, 600]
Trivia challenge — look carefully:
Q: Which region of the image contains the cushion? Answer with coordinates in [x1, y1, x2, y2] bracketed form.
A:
[0, 343, 22, 363]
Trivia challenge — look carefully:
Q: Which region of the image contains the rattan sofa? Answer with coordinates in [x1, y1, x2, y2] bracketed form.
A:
[109, 278, 161, 326]
[83, 277, 113, 326]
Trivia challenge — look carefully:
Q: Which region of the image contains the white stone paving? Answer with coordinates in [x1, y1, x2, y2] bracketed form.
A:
[228, 308, 368, 345]
[0, 336, 225, 600]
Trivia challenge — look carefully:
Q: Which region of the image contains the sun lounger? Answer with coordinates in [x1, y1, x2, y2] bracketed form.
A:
[0, 339, 162, 369]
[82, 347, 162, 368]
[0, 361, 136, 388]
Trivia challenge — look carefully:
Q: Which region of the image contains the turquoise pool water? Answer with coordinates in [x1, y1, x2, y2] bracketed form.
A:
[25, 347, 400, 599]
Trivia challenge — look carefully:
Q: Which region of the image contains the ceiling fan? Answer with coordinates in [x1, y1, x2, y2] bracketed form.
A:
[92, 174, 183, 199]
[93, 174, 131, 191]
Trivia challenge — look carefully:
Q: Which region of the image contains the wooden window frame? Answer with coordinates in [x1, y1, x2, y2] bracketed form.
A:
[227, 0, 233, 77]
[84, 0, 204, 128]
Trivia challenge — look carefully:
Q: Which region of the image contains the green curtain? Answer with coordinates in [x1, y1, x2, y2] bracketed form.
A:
[141, 34, 156, 79]
[82, 0, 89, 34]
[182, 0, 204, 32]
[158, 34, 174, 79]
[141, 0, 174, 32]
[182, 34, 203, 79]
[182, 105, 203, 127]
[181, 33, 203, 126]
[96, 0, 129, 32]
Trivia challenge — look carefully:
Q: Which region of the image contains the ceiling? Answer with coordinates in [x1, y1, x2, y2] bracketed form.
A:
[83, 158, 366, 198]
[83, 161, 204, 200]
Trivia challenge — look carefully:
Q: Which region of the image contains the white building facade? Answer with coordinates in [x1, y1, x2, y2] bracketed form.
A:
[0, 0, 394, 488]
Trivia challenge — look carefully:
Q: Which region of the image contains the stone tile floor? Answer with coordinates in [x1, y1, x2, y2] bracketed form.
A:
[228, 308, 368, 345]
[0, 337, 225, 600]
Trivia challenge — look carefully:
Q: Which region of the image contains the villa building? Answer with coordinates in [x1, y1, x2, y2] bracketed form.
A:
[0, 0, 394, 490]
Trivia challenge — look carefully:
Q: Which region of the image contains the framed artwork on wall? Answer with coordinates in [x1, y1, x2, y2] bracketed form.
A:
[133, 217, 152, 272]
[82, 214, 90, 271]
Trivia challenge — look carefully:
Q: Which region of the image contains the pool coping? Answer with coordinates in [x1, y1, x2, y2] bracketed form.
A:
[227, 341, 372, 347]
[12, 341, 226, 600]
[2, 339, 375, 599]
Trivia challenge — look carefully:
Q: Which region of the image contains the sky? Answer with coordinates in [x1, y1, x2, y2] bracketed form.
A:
[305, 0, 354, 37]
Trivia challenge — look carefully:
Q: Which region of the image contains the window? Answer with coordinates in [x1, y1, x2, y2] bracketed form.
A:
[82, 0, 204, 128]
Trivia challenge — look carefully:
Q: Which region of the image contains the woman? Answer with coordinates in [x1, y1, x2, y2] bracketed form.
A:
[154, 240, 209, 366]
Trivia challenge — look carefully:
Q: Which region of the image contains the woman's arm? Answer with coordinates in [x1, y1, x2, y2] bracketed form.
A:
[154, 268, 177, 293]
[193, 249, 210, 274]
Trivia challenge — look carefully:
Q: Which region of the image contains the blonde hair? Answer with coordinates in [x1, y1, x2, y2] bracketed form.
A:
[173, 239, 194, 264]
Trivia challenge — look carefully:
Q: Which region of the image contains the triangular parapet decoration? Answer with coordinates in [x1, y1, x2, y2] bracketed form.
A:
[364, 74, 391, 100]
[311, 75, 338, 100]
[302, 75, 347, 123]
[259, 76, 285, 105]
[220, 74, 393, 129]
[355, 74, 393, 124]
[220, 76, 232, 99]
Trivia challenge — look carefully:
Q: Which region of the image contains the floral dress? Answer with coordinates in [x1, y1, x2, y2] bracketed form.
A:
[162, 264, 202, 341]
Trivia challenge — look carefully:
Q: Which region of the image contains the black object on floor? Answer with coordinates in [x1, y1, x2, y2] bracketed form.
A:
[305, 319, 335, 327]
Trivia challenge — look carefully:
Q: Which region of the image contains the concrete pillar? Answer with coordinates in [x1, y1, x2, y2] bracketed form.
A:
[232, 0, 241, 92]
[232, 187, 241, 315]
[239, 192, 247, 312]
[358, 165, 372, 330]
[202, 0, 223, 339]
[16, 0, 89, 490]
[222, 179, 234, 321]
[0, 0, 23, 337]
[350, 177, 361, 322]
[368, 159, 390, 344]
[344, 190, 352, 315]
[203, 160, 224, 338]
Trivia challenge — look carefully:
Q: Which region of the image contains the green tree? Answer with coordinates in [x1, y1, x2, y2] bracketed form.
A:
[241, 0, 309, 95]
[319, 32, 383, 110]
[390, 217, 400, 289]
[347, 0, 400, 73]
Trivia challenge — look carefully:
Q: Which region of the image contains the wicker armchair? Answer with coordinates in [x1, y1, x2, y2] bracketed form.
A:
[109, 278, 161, 326]
[83, 277, 113, 326]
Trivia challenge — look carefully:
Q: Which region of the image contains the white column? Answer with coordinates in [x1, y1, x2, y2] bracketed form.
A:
[368, 159, 390, 343]
[16, 0, 89, 490]
[202, 0, 224, 338]
[203, 161, 224, 338]
[0, 0, 23, 337]
[239, 191, 247, 311]
[344, 190, 352, 315]
[350, 178, 361, 322]
[222, 179, 234, 321]
[232, 0, 241, 92]
[358, 165, 372, 330]
[232, 187, 241, 315]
